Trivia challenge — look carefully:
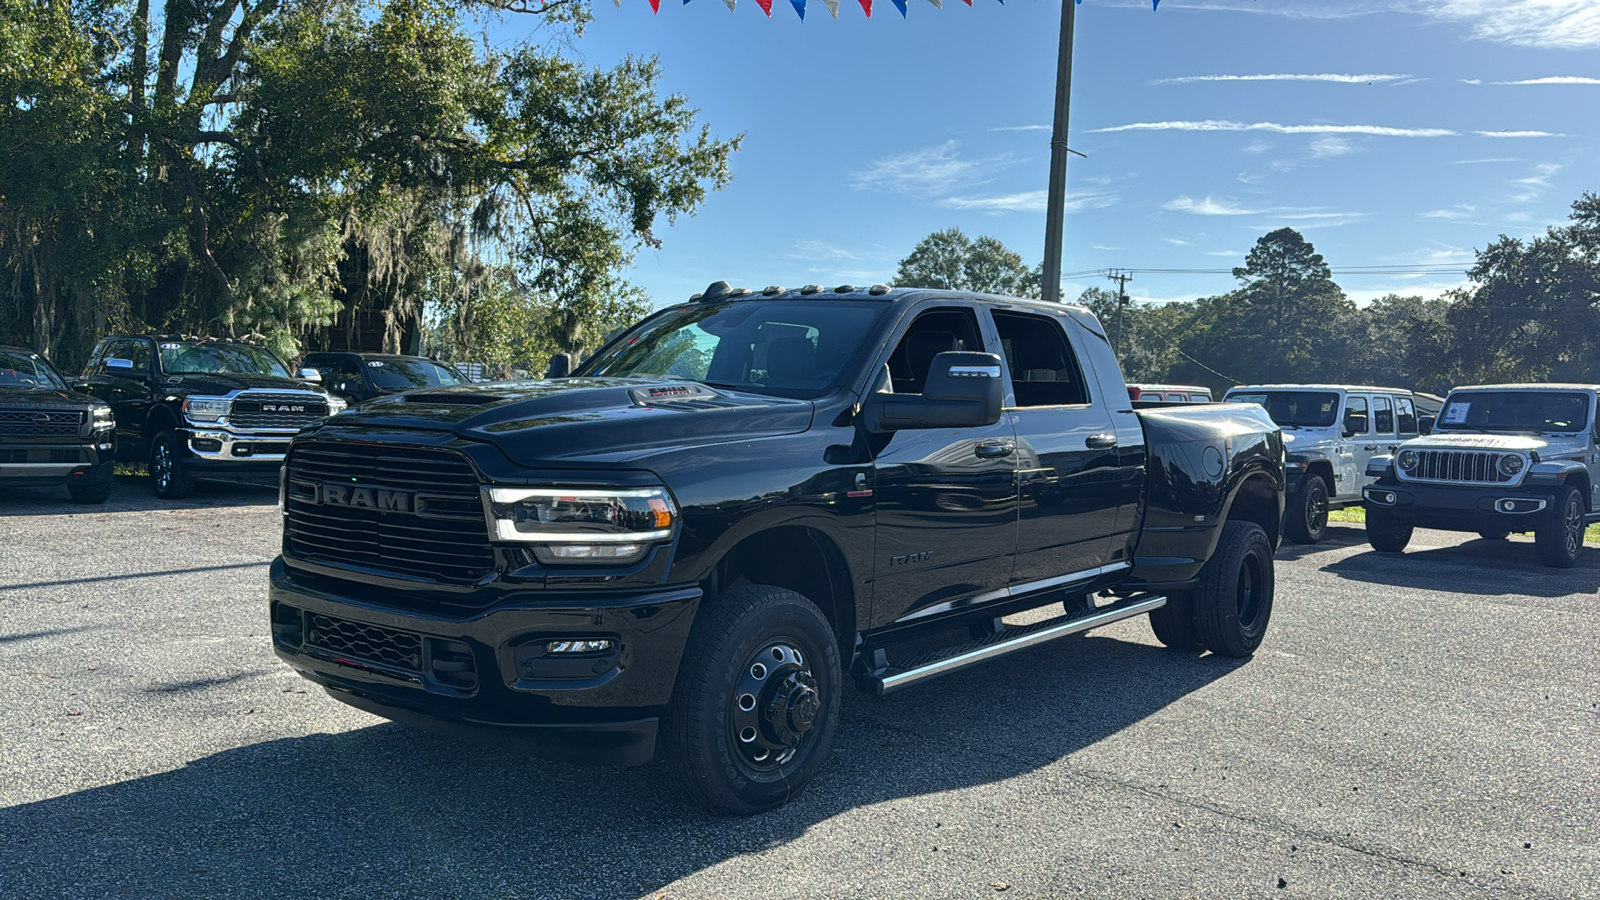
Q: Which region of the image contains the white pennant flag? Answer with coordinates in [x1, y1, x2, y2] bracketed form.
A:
[822, 0, 839, 16]
[613, 0, 621, 7]
[722, 0, 737, 10]
[924, 0, 941, 6]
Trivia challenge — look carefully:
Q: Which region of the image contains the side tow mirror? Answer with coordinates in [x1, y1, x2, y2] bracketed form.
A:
[1418, 414, 1436, 435]
[297, 367, 323, 383]
[545, 353, 572, 379]
[861, 351, 1004, 433]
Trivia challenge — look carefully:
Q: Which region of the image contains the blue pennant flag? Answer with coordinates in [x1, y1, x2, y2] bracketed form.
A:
[891, 0, 907, 14]
[791, 0, 805, 15]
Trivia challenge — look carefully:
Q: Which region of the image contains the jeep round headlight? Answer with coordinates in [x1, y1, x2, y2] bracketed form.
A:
[1397, 450, 1419, 472]
[485, 486, 677, 565]
[182, 397, 230, 423]
[1499, 454, 1524, 477]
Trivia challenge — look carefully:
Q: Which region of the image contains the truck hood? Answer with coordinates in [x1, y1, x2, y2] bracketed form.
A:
[163, 372, 326, 396]
[323, 378, 816, 466]
[1401, 432, 1585, 458]
[0, 384, 100, 408]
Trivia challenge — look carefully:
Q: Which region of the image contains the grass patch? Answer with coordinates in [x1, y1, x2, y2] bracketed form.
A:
[114, 462, 148, 478]
[1327, 503, 1600, 542]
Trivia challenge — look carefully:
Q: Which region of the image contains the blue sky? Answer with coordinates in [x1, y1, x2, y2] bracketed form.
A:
[498, 0, 1598, 308]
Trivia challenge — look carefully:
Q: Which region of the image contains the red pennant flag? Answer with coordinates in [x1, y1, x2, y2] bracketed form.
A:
[859, 0, 871, 14]
[961, 0, 971, 5]
[755, 0, 772, 13]
[649, 0, 661, 10]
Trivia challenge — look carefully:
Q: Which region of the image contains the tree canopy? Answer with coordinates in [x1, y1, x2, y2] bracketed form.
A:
[0, 0, 738, 370]
[895, 228, 1040, 297]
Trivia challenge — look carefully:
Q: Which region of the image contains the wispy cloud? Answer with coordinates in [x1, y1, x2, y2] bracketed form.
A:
[851, 142, 1012, 196]
[1164, 196, 1259, 216]
[1165, 195, 1367, 226]
[1447, 157, 1520, 164]
[1474, 130, 1563, 138]
[989, 125, 1049, 132]
[1155, 73, 1415, 85]
[1093, 120, 1457, 137]
[1425, 0, 1600, 51]
[1309, 136, 1359, 158]
[1420, 205, 1478, 221]
[1163, 237, 1193, 246]
[940, 191, 1118, 214]
[1206, 250, 1242, 257]
[1508, 162, 1566, 201]
[788, 240, 881, 263]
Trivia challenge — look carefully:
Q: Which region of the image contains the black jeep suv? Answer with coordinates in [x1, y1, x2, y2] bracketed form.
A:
[0, 346, 116, 503]
[79, 335, 344, 497]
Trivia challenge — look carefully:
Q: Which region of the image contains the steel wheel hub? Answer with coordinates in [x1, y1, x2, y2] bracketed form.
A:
[153, 444, 171, 488]
[730, 640, 817, 771]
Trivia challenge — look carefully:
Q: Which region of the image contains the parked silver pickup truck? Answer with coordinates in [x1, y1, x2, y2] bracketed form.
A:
[1224, 385, 1424, 544]
[1363, 383, 1600, 567]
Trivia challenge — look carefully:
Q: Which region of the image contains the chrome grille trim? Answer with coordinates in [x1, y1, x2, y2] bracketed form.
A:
[1400, 449, 1518, 485]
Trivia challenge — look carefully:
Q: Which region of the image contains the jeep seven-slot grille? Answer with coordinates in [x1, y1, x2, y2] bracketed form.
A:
[0, 409, 83, 437]
[230, 392, 328, 429]
[305, 612, 423, 673]
[284, 441, 494, 583]
[1407, 449, 1516, 484]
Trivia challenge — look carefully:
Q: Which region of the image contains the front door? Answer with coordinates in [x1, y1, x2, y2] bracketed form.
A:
[870, 305, 1019, 626]
[1334, 394, 1370, 499]
[85, 339, 156, 460]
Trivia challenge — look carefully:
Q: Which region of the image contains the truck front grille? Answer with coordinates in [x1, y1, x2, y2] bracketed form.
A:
[0, 409, 83, 437]
[1405, 449, 1516, 484]
[231, 392, 328, 429]
[306, 612, 423, 673]
[283, 441, 495, 584]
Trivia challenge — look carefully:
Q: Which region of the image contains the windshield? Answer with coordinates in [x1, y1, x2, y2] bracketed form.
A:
[577, 300, 888, 399]
[1437, 391, 1591, 433]
[366, 358, 466, 391]
[159, 342, 290, 378]
[1226, 391, 1341, 428]
[0, 349, 67, 389]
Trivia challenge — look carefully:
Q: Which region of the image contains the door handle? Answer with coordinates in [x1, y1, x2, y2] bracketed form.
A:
[1362, 445, 1377, 451]
[974, 440, 1015, 459]
[1085, 433, 1118, 449]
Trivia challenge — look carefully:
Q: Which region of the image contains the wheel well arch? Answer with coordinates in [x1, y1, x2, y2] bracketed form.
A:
[1562, 471, 1592, 510]
[1302, 459, 1335, 484]
[711, 525, 857, 658]
[1226, 470, 1281, 547]
[143, 406, 179, 456]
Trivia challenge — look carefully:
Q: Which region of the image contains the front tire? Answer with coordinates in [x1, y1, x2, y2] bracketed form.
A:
[150, 430, 197, 499]
[1284, 474, 1330, 544]
[664, 584, 842, 815]
[67, 464, 113, 504]
[1192, 521, 1274, 658]
[1534, 486, 1584, 568]
[1366, 506, 1413, 553]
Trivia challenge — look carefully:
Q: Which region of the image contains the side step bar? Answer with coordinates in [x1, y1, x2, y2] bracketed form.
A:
[860, 594, 1167, 696]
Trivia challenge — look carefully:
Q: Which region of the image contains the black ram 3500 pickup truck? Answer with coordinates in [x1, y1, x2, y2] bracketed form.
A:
[270, 284, 1285, 814]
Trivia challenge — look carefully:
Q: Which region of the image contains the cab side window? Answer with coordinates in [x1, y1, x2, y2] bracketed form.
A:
[1373, 395, 1395, 435]
[96, 339, 134, 374]
[1396, 397, 1418, 435]
[125, 339, 152, 372]
[991, 311, 1088, 408]
[885, 308, 984, 395]
[1343, 396, 1370, 434]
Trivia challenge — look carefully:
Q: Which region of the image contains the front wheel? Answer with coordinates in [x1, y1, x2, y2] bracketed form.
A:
[1534, 486, 1585, 568]
[1366, 506, 1413, 553]
[664, 584, 842, 815]
[1192, 521, 1275, 658]
[67, 464, 113, 504]
[1284, 474, 1329, 544]
[150, 430, 197, 499]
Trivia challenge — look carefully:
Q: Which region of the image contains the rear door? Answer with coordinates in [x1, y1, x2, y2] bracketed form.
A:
[989, 308, 1123, 588]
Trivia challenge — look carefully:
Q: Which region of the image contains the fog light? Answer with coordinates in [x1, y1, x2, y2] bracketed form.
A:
[533, 543, 647, 564]
[1499, 499, 1516, 512]
[547, 639, 613, 654]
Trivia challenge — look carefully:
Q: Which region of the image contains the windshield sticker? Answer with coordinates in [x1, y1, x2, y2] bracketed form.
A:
[160, 342, 181, 350]
[1442, 402, 1470, 424]
[367, 361, 384, 367]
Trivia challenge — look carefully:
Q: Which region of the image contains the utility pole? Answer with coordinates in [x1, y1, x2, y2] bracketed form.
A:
[1039, 0, 1077, 304]
[1107, 269, 1131, 359]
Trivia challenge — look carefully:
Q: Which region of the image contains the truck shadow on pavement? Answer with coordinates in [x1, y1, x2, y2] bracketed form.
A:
[0, 476, 275, 517]
[1320, 537, 1600, 598]
[1273, 523, 1369, 561]
[0, 634, 1239, 900]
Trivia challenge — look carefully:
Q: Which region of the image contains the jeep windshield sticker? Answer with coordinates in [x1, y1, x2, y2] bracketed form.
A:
[160, 342, 181, 350]
[367, 361, 384, 367]
[1442, 402, 1470, 425]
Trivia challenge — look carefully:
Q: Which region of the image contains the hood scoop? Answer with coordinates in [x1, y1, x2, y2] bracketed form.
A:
[406, 392, 508, 405]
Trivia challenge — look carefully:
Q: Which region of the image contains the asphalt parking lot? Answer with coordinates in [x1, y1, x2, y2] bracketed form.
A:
[2, 480, 1597, 899]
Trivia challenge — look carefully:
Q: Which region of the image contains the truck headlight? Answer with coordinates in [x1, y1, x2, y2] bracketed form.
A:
[1499, 454, 1524, 477]
[326, 395, 347, 415]
[1396, 450, 1419, 472]
[91, 405, 115, 429]
[485, 486, 677, 565]
[182, 397, 230, 423]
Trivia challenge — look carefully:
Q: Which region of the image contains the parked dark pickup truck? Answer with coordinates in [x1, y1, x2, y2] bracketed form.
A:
[269, 284, 1285, 814]
[0, 346, 116, 503]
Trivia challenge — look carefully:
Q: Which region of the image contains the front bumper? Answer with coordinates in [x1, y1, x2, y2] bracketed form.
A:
[0, 436, 113, 485]
[1363, 481, 1558, 532]
[182, 425, 297, 467]
[268, 557, 701, 766]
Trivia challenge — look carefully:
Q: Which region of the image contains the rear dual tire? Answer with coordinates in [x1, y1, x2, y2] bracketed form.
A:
[1149, 520, 1275, 658]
